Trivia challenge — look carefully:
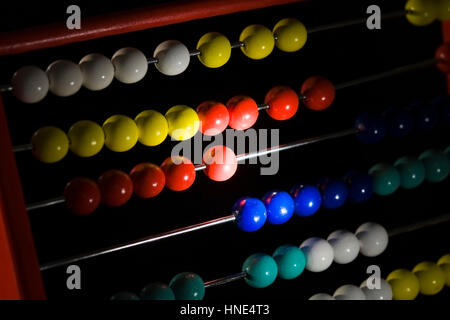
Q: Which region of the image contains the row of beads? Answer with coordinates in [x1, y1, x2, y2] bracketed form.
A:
[405, 0, 450, 26]
[110, 221, 388, 300]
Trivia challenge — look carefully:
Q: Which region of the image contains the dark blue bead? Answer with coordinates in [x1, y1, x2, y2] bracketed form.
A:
[261, 190, 295, 225]
[343, 171, 373, 203]
[382, 107, 414, 138]
[233, 197, 267, 232]
[290, 184, 322, 217]
[318, 179, 348, 209]
[431, 95, 450, 126]
[355, 112, 387, 144]
[410, 100, 438, 131]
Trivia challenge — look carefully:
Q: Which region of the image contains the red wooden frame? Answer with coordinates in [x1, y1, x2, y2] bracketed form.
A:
[442, 21, 450, 93]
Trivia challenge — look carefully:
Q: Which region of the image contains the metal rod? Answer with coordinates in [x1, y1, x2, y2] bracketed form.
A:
[204, 271, 247, 288]
[388, 212, 450, 238]
[13, 144, 32, 152]
[26, 196, 65, 211]
[0, 84, 12, 92]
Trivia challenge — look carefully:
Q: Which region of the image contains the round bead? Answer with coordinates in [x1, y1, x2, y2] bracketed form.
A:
[239, 24, 275, 60]
[110, 292, 140, 300]
[154, 40, 190, 76]
[79, 53, 114, 91]
[64, 177, 101, 215]
[160, 156, 196, 191]
[233, 197, 267, 232]
[242, 253, 278, 288]
[418, 149, 450, 183]
[31, 126, 69, 163]
[261, 190, 295, 225]
[446, 146, 450, 160]
[438, 0, 450, 20]
[436, 43, 450, 74]
[140, 282, 175, 300]
[318, 179, 348, 210]
[130, 163, 165, 199]
[343, 171, 373, 204]
[102, 115, 139, 152]
[111, 47, 148, 84]
[300, 76, 335, 111]
[412, 261, 446, 295]
[97, 170, 133, 207]
[135, 110, 168, 146]
[394, 156, 426, 189]
[169, 272, 205, 300]
[383, 107, 414, 138]
[299, 237, 334, 272]
[415, 105, 438, 131]
[290, 184, 322, 217]
[272, 245, 306, 280]
[333, 285, 366, 300]
[437, 254, 450, 286]
[309, 293, 335, 300]
[405, 0, 437, 26]
[355, 112, 387, 144]
[360, 278, 393, 300]
[46, 60, 83, 97]
[203, 145, 237, 182]
[272, 18, 307, 52]
[68, 120, 105, 157]
[355, 222, 389, 257]
[196, 101, 230, 135]
[197, 32, 231, 68]
[327, 230, 360, 264]
[165, 105, 200, 141]
[264, 85, 299, 120]
[368, 163, 401, 196]
[387, 269, 420, 300]
[226, 95, 259, 130]
[11, 66, 49, 103]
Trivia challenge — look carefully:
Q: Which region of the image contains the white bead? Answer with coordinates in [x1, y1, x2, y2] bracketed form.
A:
[154, 40, 190, 76]
[46, 60, 83, 97]
[355, 222, 389, 257]
[309, 293, 335, 300]
[360, 278, 392, 300]
[327, 229, 360, 264]
[79, 53, 114, 91]
[299, 237, 334, 272]
[11, 66, 49, 103]
[333, 284, 366, 300]
[112, 47, 148, 84]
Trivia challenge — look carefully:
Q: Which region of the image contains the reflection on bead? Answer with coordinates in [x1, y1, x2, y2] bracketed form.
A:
[273, 18, 307, 52]
[64, 177, 101, 216]
[318, 179, 348, 209]
[141, 282, 175, 300]
[383, 107, 414, 138]
[79, 53, 114, 91]
[361, 278, 393, 300]
[196, 101, 230, 135]
[290, 184, 322, 217]
[355, 112, 387, 144]
[203, 145, 237, 182]
[31, 126, 69, 163]
[46, 60, 83, 97]
[154, 40, 190, 76]
[165, 105, 200, 141]
[355, 222, 388, 257]
[103, 115, 139, 152]
[110, 291, 140, 300]
[233, 197, 267, 232]
[135, 110, 168, 146]
[415, 104, 438, 131]
[12, 66, 49, 103]
[98, 170, 133, 207]
[239, 24, 275, 60]
[169, 272, 205, 300]
[369, 163, 400, 196]
[112, 47, 148, 84]
[299, 237, 334, 272]
[413, 261, 446, 295]
[419, 149, 450, 183]
[394, 156, 425, 189]
[197, 32, 231, 68]
[333, 285, 366, 300]
[261, 190, 295, 225]
[160, 156, 196, 191]
[436, 43, 450, 74]
[343, 171, 373, 204]
[272, 245, 306, 280]
[130, 163, 165, 199]
[309, 293, 335, 300]
[242, 253, 278, 288]
[264, 85, 299, 120]
[300, 76, 335, 111]
[68, 120, 105, 157]
[226, 95, 259, 130]
[405, 0, 437, 26]
[327, 230, 360, 264]
[387, 269, 420, 300]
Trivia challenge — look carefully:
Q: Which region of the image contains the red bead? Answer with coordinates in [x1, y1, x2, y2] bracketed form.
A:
[98, 170, 133, 207]
[203, 145, 238, 182]
[64, 177, 101, 215]
[436, 43, 450, 74]
[160, 156, 196, 191]
[226, 95, 259, 130]
[300, 76, 335, 111]
[130, 163, 165, 199]
[264, 85, 299, 120]
[196, 101, 230, 136]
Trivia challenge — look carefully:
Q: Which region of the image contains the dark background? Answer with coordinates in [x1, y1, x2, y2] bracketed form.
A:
[0, 0, 449, 301]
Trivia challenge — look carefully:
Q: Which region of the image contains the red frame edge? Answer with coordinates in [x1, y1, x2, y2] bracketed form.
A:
[443, 21, 450, 94]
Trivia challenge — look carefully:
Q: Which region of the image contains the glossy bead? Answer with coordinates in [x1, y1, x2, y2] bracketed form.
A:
[165, 105, 200, 141]
[418, 149, 450, 183]
[264, 85, 299, 120]
[154, 40, 190, 76]
[273, 18, 307, 52]
[318, 179, 348, 209]
[103, 115, 139, 152]
[160, 156, 196, 191]
[226, 95, 259, 130]
[135, 110, 168, 146]
[46, 60, 83, 97]
[387, 269, 420, 300]
[438, 0, 450, 20]
[327, 230, 360, 264]
[394, 156, 426, 189]
[333, 285, 366, 300]
[111, 47, 148, 84]
[79, 53, 114, 91]
[233, 197, 267, 232]
[412, 261, 446, 295]
[355, 112, 387, 144]
[197, 32, 231, 68]
[309, 293, 335, 300]
[64, 177, 101, 215]
[110, 292, 140, 300]
[405, 0, 437, 26]
[290, 184, 322, 217]
[360, 278, 393, 300]
[369, 163, 401, 196]
[261, 190, 295, 225]
[196, 101, 230, 135]
[272, 245, 306, 280]
[383, 107, 414, 138]
[299, 237, 334, 272]
[11, 66, 49, 103]
[97, 170, 133, 207]
[437, 254, 450, 286]
[300, 76, 335, 111]
[415, 105, 438, 131]
[239, 24, 274, 60]
[169, 272, 205, 300]
[436, 43, 450, 74]
[140, 282, 175, 300]
[242, 253, 278, 288]
[130, 163, 165, 198]
[446, 146, 450, 161]
[343, 171, 373, 204]
[31, 126, 69, 163]
[203, 145, 237, 182]
[355, 222, 388, 257]
[68, 120, 105, 157]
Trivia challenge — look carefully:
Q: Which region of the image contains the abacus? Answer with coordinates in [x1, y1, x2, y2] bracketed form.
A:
[0, 0, 450, 302]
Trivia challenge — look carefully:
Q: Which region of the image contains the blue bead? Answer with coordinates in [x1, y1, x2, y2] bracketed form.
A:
[261, 190, 295, 225]
[410, 100, 438, 131]
[290, 184, 322, 217]
[343, 171, 373, 203]
[318, 179, 348, 209]
[140, 282, 175, 300]
[431, 95, 450, 126]
[382, 107, 414, 138]
[233, 197, 267, 232]
[355, 112, 387, 144]
[110, 291, 140, 300]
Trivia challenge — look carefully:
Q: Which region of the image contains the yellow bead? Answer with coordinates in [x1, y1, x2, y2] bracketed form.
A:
[438, 0, 450, 20]
[31, 126, 69, 163]
[102, 115, 138, 152]
[412, 261, 446, 295]
[239, 25, 275, 60]
[273, 18, 307, 52]
[197, 32, 231, 68]
[437, 254, 450, 286]
[405, 0, 438, 26]
[135, 110, 168, 146]
[165, 105, 199, 141]
[68, 120, 104, 157]
[386, 269, 420, 300]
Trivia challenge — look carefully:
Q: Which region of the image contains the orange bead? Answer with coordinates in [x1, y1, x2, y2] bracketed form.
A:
[203, 145, 238, 182]
[160, 156, 196, 191]
[98, 170, 133, 207]
[436, 43, 450, 74]
[301, 76, 335, 111]
[264, 85, 299, 120]
[226, 95, 259, 130]
[196, 101, 230, 135]
[64, 177, 101, 215]
[130, 163, 165, 199]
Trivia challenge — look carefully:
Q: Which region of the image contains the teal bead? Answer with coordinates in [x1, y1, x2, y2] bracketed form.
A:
[368, 163, 400, 196]
[140, 282, 175, 300]
[169, 272, 205, 300]
[242, 253, 278, 288]
[419, 149, 450, 183]
[394, 156, 425, 189]
[272, 245, 306, 280]
[110, 291, 140, 300]
[445, 146, 450, 161]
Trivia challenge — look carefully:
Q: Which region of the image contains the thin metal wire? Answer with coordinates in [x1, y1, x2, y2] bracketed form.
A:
[257, 103, 270, 111]
[13, 144, 32, 152]
[189, 49, 201, 57]
[204, 271, 247, 288]
[231, 41, 244, 49]
[147, 57, 159, 64]
[26, 196, 66, 211]
[0, 84, 13, 92]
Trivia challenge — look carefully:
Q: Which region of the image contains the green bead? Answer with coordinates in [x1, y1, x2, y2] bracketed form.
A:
[419, 149, 450, 183]
[169, 272, 205, 300]
[140, 282, 175, 300]
[445, 146, 450, 161]
[394, 156, 425, 189]
[242, 253, 278, 288]
[110, 291, 140, 300]
[369, 163, 401, 196]
[273, 245, 306, 280]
